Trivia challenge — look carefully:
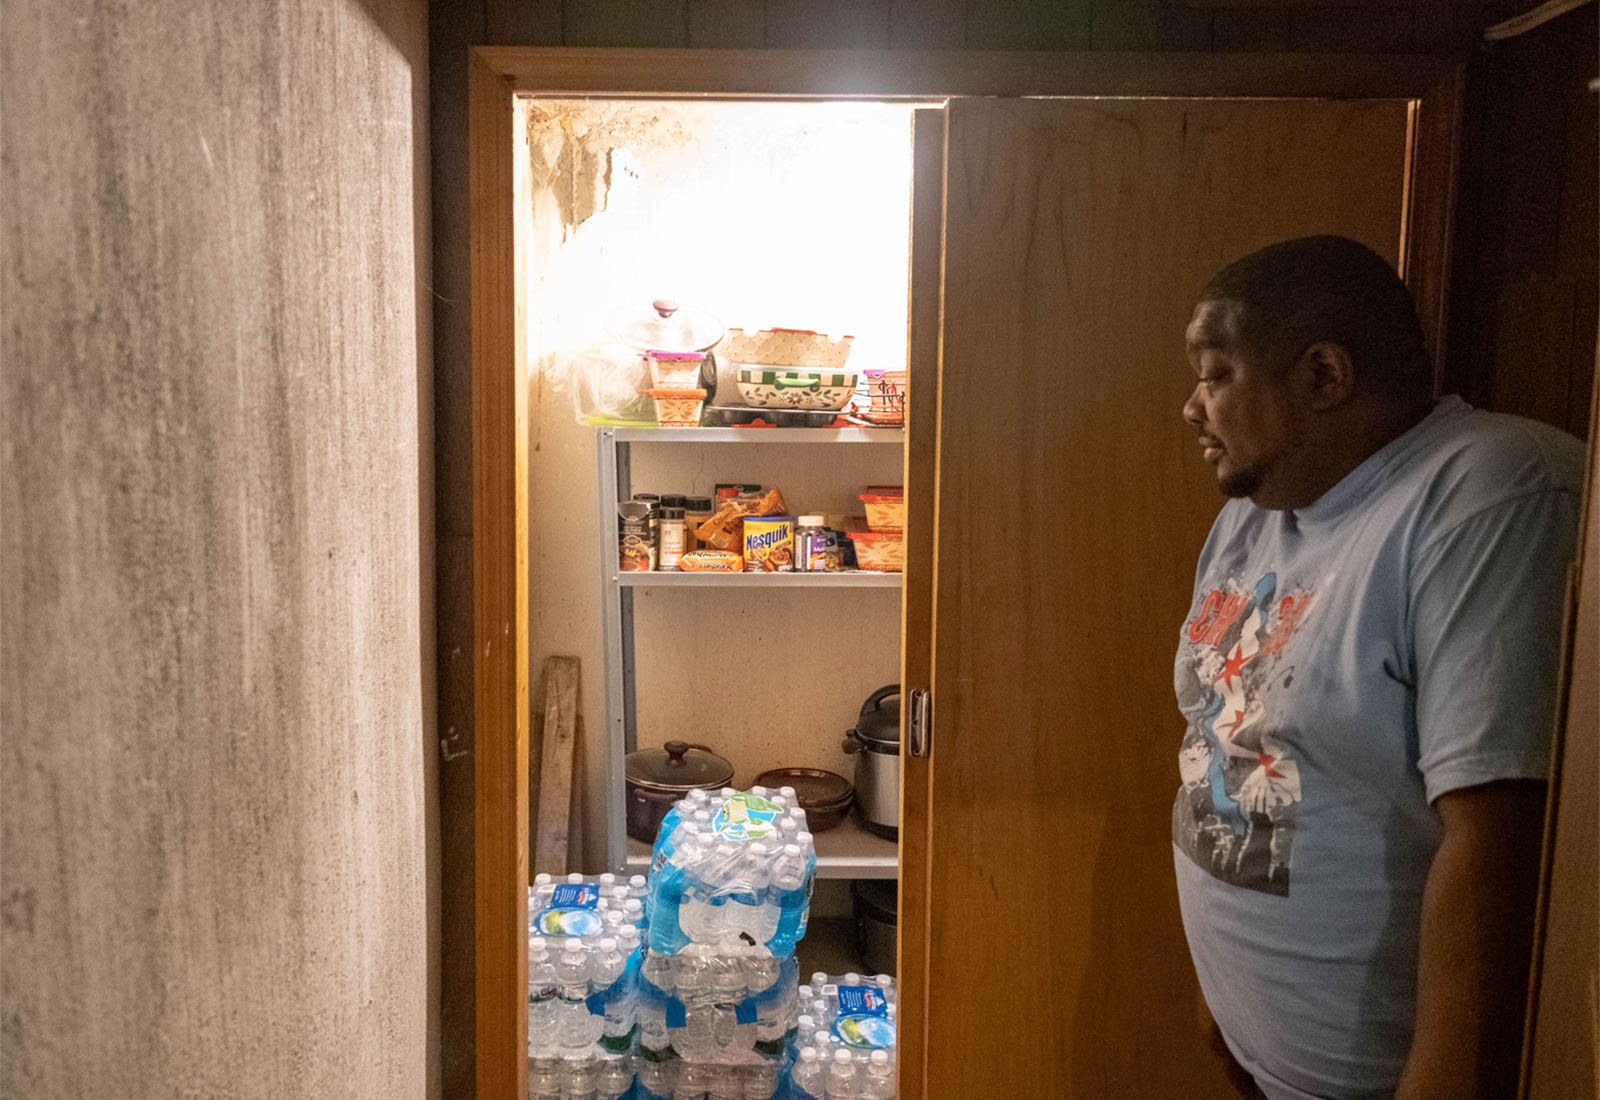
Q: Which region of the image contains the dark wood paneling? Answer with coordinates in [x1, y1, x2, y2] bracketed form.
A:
[1091, 0, 1213, 50]
[429, 6, 484, 1100]
[1443, 2, 1597, 436]
[485, 0, 561, 46]
[927, 94, 1409, 1098]
[962, 0, 1092, 50]
[688, 0, 764, 47]
[563, 0, 690, 47]
[1289, 6, 1414, 51]
[481, 46, 1454, 97]
[1211, 8, 1291, 51]
[764, 0, 892, 48]
[1523, 369, 1599, 1100]
[889, 0, 966, 49]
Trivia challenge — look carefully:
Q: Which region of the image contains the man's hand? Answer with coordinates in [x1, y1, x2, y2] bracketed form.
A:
[1394, 779, 1547, 1100]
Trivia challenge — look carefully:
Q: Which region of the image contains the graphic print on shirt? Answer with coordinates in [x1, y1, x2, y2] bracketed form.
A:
[1173, 570, 1313, 896]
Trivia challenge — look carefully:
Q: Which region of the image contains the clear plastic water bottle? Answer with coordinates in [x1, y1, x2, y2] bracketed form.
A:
[528, 939, 560, 1052]
[638, 951, 675, 1061]
[747, 950, 786, 1056]
[674, 944, 716, 1061]
[529, 1053, 564, 1100]
[792, 1046, 826, 1100]
[770, 843, 808, 954]
[594, 938, 635, 1054]
[595, 1052, 634, 1100]
[628, 873, 649, 899]
[742, 1061, 780, 1100]
[706, 1063, 740, 1100]
[561, 1054, 598, 1100]
[675, 1061, 710, 1100]
[708, 947, 750, 1054]
[863, 1051, 894, 1100]
[826, 1048, 859, 1100]
[650, 837, 703, 954]
[638, 1059, 679, 1100]
[557, 938, 595, 1050]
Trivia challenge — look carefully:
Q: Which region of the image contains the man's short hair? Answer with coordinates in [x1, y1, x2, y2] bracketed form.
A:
[1199, 235, 1433, 404]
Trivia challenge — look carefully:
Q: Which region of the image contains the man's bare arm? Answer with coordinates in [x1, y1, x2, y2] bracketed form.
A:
[1394, 779, 1547, 1100]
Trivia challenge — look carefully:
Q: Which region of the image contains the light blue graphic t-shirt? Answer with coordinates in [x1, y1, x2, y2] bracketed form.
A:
[1171, 396, 1584, 1100]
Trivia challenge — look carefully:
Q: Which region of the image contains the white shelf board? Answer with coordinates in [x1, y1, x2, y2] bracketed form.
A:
[626, 814, 899, 880]
[613, 426, 903, 445]
[616, 570, 901, 588]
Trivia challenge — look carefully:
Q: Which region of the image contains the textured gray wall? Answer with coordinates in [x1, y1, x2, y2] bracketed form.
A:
[2, 2, 436, 1097]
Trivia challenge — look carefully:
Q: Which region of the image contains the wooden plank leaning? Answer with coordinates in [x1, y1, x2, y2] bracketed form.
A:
[534, 656, 580, 876]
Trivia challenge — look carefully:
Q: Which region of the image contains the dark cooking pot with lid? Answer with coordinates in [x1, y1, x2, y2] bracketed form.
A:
[624, 740, 734, 844]
[842, 685, 900, 839]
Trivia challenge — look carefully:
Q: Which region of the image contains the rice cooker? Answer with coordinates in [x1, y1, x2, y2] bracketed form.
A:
[842, 684, 900, 839]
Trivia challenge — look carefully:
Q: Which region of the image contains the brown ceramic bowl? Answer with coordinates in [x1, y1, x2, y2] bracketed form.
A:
[753, 767, 855, 833]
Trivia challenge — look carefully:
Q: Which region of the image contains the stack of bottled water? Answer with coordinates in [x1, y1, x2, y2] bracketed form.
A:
[636, 788, 817, 1100]
[646, 787, 817, 958]
[527, 872, 651, 1098]
[788, 973, 897, 1100]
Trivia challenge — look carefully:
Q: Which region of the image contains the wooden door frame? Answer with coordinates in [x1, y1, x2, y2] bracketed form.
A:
[466, 46, 1464, 1100]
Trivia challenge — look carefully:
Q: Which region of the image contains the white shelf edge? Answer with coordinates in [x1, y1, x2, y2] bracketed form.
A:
[610, 426, 904, 444]
[616, 570, 901, 588]
[625, 816, 898, 880]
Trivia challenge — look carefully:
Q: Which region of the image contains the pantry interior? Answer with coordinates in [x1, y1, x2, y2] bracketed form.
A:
[519, 98, 930, 974]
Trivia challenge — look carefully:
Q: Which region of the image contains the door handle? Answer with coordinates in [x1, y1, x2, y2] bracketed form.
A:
[907, 688, 932, 758]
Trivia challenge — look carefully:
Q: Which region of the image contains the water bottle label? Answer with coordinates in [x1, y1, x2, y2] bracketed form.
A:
[665, 998, 687, 1029]
[711, 793, 782, 840]
[834, 985, 895, 1049]
[835, 1013, 896, 1050]
[534, 884, 602, 937]
[586, 991, 607, 1016]
[598, 1023, 637, 1054]
[836, 986, 889, 1017]
[734, 999, 758, 1026]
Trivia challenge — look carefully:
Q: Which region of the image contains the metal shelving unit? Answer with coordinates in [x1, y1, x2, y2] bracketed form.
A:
[597, 424, 905, 872]
[626, 814, 898, 880]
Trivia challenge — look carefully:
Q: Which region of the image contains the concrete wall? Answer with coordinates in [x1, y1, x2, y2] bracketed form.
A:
[2, 2, 436, 1098]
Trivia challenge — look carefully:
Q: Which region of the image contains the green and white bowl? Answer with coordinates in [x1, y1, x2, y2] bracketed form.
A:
[734, 365, 858, 411]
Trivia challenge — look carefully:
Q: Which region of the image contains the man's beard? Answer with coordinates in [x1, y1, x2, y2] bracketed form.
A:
[1219, 466, 1264, 499]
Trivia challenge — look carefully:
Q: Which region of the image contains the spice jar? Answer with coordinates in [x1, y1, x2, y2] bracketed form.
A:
[795, 515, 828, 572]
[660, 506, 688, 570]
[683, 496, 714, 552]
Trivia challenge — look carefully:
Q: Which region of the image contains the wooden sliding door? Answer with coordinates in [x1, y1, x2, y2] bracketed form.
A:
[903, 97, 1412, 1098]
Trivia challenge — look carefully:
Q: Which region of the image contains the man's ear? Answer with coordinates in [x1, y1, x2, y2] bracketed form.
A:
[1296, 341, 1356, 410]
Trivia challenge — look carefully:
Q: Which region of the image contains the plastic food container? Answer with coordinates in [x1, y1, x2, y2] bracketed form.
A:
[645, 350, 707, 388]
[858, 487, 905, 533]
[725, 327, 854, 369]
[860, 369, 909, 425]
[735, 366, 858, 411]
[643, 387, 707, 427]
[850, 530, 905, 573]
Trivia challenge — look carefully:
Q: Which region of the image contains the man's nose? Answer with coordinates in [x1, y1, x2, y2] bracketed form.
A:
[1182, 384, 1205, 427]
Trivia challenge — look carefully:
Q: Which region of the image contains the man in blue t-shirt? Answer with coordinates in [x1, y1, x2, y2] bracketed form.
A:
[1173, 235, 1584, 1100]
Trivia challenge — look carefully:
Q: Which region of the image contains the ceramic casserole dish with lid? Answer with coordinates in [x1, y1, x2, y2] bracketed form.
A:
[624, 740, 735, 843]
